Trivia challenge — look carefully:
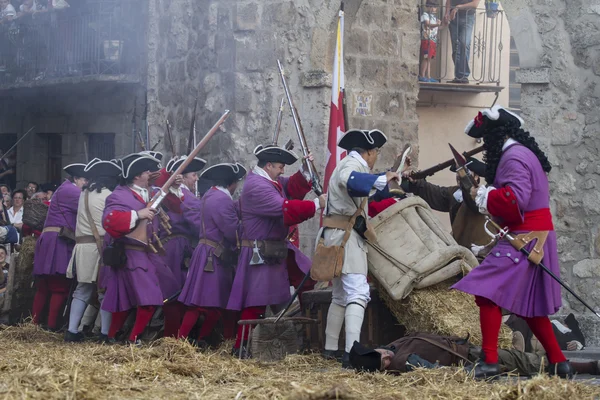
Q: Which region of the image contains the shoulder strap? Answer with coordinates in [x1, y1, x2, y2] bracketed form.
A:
[339, 197, 368, 247]
[84, 191, 104, 258]
[412, 337, 472, 364]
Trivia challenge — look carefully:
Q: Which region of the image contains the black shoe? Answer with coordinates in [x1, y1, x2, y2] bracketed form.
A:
[547, 361, 574, 379]
[450, 78, 469, 84]
[126, 339, 143, 347]
[341, 352, 352, 369]
[232, 346, 251, 359]
[97, 334, 117, 344]
[465, 360, 500, 379]
[193, 339, 211, 350]
[321, 349, 343, 362]
[64, 331, 85, 343]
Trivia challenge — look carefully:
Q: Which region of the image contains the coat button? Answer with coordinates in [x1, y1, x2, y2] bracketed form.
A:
[505, 192, 510, 196]
[511, 200, 516, 204]
[110, 212, 113, 216]
[351, 176, 355, 179]
[515, 258, 520, 262]
[507, 253, 511, 257]
[495, 252, 500, 257]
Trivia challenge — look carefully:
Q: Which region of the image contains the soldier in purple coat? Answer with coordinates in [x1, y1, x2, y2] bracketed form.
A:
[32, 163, 87, 330]
[452, 106, 572, 379]
[101, 153, 180, 343]
[177, 162, 247, 346]
[226, 145, 327, 358]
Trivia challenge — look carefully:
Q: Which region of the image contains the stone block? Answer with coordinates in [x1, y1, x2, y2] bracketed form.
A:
[583, 191, 600, 215]
[390, 4, 419, 32]
[359, 59, 389, 88]
[234, 73, 253, 113]
[217, 3, 232, 30]
[572, 259, 600, 279]
[263, 2, 298, 26]
[301, 70, 331, 88]
[167, 60, 186, 82]
[515, 68, 550, 84]
[346, 28, 369, 56]
[370, 31, 399, 57]
[400, 30, 421, 62]
[357, 4, 389, 29]
[375, 91, 406, 118]
[215, 32, 236, 71]
[234, 2, 260, 32]
[509, 10, 544, 68]
[310, 28, 332, 70]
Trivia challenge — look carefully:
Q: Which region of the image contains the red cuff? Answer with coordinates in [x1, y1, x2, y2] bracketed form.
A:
[286, 171, 312, 200]
[487, 186, 523, 225]
[162, 193, 182, 214]
[283, 199, 316, 226]
[104, 210, 134, 238]
[368, 199, 397, 218]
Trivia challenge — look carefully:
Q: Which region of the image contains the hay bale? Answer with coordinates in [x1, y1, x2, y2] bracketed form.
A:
[374, 279, 512, 348]
[3, 236, 37, 323]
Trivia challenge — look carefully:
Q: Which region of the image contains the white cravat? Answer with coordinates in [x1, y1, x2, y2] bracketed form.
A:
[215, 186, 233, 200]
[131, 184, 149, 202]
[253, 165, 276, 182]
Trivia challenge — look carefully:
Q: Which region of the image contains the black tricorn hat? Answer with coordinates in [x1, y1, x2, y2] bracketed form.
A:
[450, 157, 486, 177]
[338, 129, 388, 151]
[140, 151, 164, 161]
[121, 153, 161, 179]
[465, 105, 524, 139]
[84, 158, 122, 179]
[349, 341, 382, 372]
[197, 177, 214, 197]
[41, 182, 59, 192]
[166, 156, 207, 175]
[63, 163, 88, 178]
[254, 145, 299, 165]
[201, 162, 247, 183]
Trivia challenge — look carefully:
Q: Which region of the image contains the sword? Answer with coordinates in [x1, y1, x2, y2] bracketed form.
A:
[485, 217, 600, 319]
[388, 144, 411, 196]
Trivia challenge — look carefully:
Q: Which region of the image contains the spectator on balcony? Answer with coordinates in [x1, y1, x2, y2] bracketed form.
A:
[419, 1, 445, 83]
[444, 0, 481, 84]
[26, 182, 39, 199]
[0, 0, 16, 22]
[8, 189, 26, 230]
[18, 0, 47, 15]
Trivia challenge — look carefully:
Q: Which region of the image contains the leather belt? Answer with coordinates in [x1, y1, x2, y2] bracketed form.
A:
[76, 235, 104, 244]
[162, 234, 197, 246]
[322, 214, 353, 230]
[42, 227, 61, 234]
[199, 238, 221, 249]
[124, 244, 149, 253]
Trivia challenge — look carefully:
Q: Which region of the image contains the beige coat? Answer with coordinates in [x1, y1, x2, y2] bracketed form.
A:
[66, 188, 110, 283]
[321, 155, 370, 275]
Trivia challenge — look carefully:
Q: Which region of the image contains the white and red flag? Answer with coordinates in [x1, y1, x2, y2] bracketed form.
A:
[324, 4, 346, 193]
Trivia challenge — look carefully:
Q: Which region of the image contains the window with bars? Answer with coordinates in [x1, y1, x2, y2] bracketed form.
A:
[508, 36, 521, 114]
[87, 133, 115, 160]
[47, 134, 63, 183]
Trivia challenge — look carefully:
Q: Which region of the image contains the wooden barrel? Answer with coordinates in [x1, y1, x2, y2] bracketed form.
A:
[367, 197, 479, 301]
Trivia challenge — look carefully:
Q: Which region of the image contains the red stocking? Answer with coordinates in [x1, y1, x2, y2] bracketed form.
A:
[198, 309, 221, 340]
[129, 306, 156, 341]
[178, 308, 201, 339]
[475, 296, 502, 364]
[163, 301, 184, 338]
[222, 310, 238, 340]
[46, 276, 71, 330]
[32, 277, 49, 325]
[108, 311, 129, 338]
[234, 306, 266, 349]
[522, 316, 567, 364]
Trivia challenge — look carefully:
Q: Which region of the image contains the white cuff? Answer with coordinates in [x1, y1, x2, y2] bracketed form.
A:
[475, 186, 495, 215]
[374, 175, 387, 191]
[130, 210, 139, 229]
[313, 198, 321, 212]
[169, 186, 184, 199]
[300, 164, 312, 182]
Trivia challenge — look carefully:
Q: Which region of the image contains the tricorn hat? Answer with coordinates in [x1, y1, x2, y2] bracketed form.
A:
[338, 129, 388, 152]
[254, 145, 298, 165]
[166, 155, 207, 175]
[140, 151, 164, 161]
[121, 153, 161, 179]
[200, 162, 247, 183]
[349, 341, 382, 372]
[450, 157, 486, 177]
[63, 163, 88, 178]
[465, 105, 524, 139]
[84, 158, 122, 179]
[41, 182, 59, 193]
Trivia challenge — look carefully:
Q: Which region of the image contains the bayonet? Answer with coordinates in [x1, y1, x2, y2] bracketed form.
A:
[272, 97, 285, 146]
[449, 143, 477, 189]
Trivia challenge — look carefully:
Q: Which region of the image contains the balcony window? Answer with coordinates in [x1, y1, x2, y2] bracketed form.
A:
[0, 0, 144, 86]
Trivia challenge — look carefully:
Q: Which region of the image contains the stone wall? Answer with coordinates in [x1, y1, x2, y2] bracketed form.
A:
[505, 0, 600, 344]
[145, 0, 421, 254]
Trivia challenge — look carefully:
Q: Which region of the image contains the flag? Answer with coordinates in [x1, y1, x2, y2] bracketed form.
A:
[324, 4, 346, 193]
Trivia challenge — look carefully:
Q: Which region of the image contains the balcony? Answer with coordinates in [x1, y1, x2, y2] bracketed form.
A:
[418, 5, 508, 94]
[0, 0, 144, 91]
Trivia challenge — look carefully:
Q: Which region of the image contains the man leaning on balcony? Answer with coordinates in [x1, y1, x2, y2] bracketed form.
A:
[444, 0, 481, 84]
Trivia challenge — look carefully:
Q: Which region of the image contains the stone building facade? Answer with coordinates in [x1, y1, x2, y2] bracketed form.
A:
[2, 0, 600, 342]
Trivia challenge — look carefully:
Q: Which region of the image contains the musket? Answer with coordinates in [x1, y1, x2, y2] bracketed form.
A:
[272, 96, 285, 146]
[143, 91, 149, 149]
[410, 145, 484, 180]
[151, 138, 162, 151]
[485, 217, 600, 320]
[127, 110, 231, 247]
[277, 60, 323, 196]
[166, 120, 176, 156]
[132, 96, 138, 151]
[2, 126, 35, 159]
[187, 98, 198, 154]
[137, 130, 147, 151]
[449, 143, 477, 190]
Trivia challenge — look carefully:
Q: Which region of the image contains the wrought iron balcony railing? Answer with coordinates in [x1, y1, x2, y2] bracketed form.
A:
[418, 5, 506, 88]
[0, 0, 144, 86]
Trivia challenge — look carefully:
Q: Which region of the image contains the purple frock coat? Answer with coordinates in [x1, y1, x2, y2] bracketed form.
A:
[226, 172, 312, 311]
[178, 187, 238, 308]
[100, 185, 180, 313]
[452, 144, 562, 317]
[159, 187, 199, 288]
[33, 180, 80, 276]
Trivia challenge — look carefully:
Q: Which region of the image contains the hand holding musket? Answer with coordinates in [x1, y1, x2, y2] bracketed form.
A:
[410, 145, 484, 180]
[277, 60, 323, 196]
[127, 110, 231, 247]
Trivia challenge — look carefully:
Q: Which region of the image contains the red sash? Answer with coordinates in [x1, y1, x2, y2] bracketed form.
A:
[506, 208, 554, 232]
